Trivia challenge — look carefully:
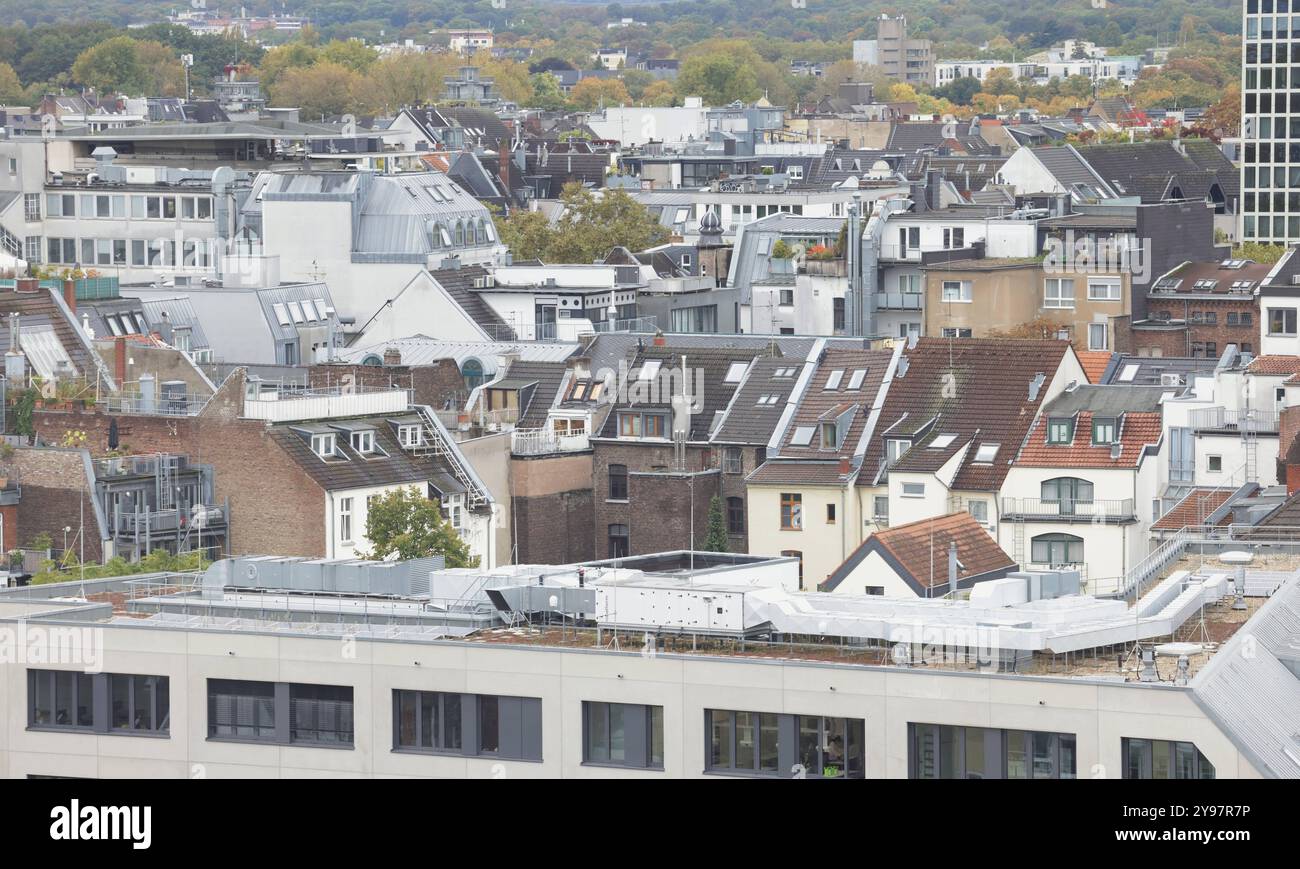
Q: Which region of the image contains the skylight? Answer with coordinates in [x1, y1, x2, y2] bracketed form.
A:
[273, 303, 291, 327]
[1119, 363, 1140, 383]
[638, 359, 662, 380]
[724, 361, 748, 383]
[929, 434, 957, 450]
[847, 369, 866, 390]
[824, 369, 844, 390]
[791, 426, 815, 445]
[974, 442, 1000, 463]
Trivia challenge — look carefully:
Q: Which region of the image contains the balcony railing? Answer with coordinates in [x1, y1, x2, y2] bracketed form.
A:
[1001, 497, 1136, 522]
[1189, 407, 1280, 434]
[874, 291, 923, 310]
[111, 505, 227, 537]
[593, 316, 657, 333]
[242, 385, 411, 422]
[511, 428, 591, 455]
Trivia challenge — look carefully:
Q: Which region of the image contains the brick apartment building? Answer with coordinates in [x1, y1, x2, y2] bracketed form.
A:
[1127, 258, 1268, 358]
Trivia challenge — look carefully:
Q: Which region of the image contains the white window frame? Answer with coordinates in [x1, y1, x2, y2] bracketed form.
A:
[312, 433, 337, 458]
[1045, 278, 1075, 309]
[339, 497, 353, 543]
[1088, 322, 1109, 351]
[351, 430, 376, 455]
[941, 280, 972, 303]
[398, 425, 423, 448]
[1087, 277, 1122, 301]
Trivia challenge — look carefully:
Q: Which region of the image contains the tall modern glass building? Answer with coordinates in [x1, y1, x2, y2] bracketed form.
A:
[1243, 0, 1300, 242]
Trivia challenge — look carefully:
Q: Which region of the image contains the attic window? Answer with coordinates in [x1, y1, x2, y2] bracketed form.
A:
[821, 422, 839, 449]
[1092, 417, 1117, 445]
[638, 359, 661, 380]
[724, 361, 748, 383]
[846, 369, 866, 390]
[974, 442, 1000, 463]
[1047, 418, 1074, 444]
[287, 302, 305, 324]
[773, 367, 797, 378]
[824, 369, 844, 390]
[1118, 363, 1140, 383]
[757, 394, 780, 406]
[351, 430, 376, 455]
[398, 425, 423, 448]
[791, 426, 815, 446]
[929, 433, 957, 450]
[311, 433, 337, 459]
[273, 303, 291, 326]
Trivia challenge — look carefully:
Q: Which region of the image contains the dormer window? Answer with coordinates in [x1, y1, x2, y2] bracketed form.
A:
[1047, 418, 1074, 444]
[397, 425, 423, 448]
[351, 430, 376, 455]
[1091, 417, 1117, 445]
[885, 438, 911, 466]
[821, 422, 838, 449]
[312, 434, 337, 458]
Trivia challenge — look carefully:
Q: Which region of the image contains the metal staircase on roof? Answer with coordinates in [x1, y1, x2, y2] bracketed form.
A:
[410, 404, 490, 510]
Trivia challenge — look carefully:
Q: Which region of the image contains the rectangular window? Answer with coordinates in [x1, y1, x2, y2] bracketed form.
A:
[395, 690, 463, 752]
[583, 702, 664, 769]
[351, 430, 375, 455]
[873, 495, 889, 524]
[722, 447, 743, 474]
[312, 433, 336, 458]
[207, 679, 277, 742]
[1269, 307, 1297, 335]
[941, 280, 972, 302]
[1044, 278, 1075, 309]
[826, 503, 836, 524]
[608, 464, 628, 500]
[968, 500, 988, 524]
[901, 482, 925, 497]
[727, 496, 745, 534]
[797, 715, 865, 779]
[885, 438, 911, 465]
[28, 670, 170, 735]
[24, 193, 40, 222]
[339, 497, 353, 543]
[707, 709, 781, 776]
[1121, 738, 1215, 779]
[909, 723, 1076, 779]
[780, 493, 802, 530]
[289, 684, 354, 746]
[1091, 417, 1116, 444]
[1047, 418, 1074, 443]
[397, 424, 423, 448]
[1088, 322, 1108, 351]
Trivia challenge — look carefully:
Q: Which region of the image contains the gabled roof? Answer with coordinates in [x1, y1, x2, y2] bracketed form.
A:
[711, 357, 800, 445]
[1075, 350, 1114, 384]
[862, 338, 1072, 490]
[497, 360, 569, 429]
[822, 512, 1016, 595]
[1015, 386, 1166, 469]
[596, 343, 767, 441]
[1030, 144, 1115, 196]
[0, 286, 107, 384]
[1247, 355, 1300, 377]
[427, 264, 516, 339]
[1076, 141, 1234, 206]
[775, 347, 894, 459]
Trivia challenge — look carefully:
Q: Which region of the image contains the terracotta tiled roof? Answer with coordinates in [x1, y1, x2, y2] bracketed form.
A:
[823, 512, 1015, 593]
[860, 338, 1071, 491]
[1246, 355, 1300, 377]
[1152, 487, 1236, 531]
[1016, 409, 1163, 468]
[1075, 350, 1114, 384]
[746, 460, 848, 486]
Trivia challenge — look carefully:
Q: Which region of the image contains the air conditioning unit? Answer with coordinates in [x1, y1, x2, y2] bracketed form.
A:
[1160, 373, 1183, 386]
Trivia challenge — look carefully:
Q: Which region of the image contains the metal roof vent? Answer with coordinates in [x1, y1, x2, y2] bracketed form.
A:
[1028, 372, 1046, 402]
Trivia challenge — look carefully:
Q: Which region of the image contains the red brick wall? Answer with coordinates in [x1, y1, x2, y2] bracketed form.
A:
[1280, 405, 1300, 491]
[1138, 297, 1261, 356]
[308, 361, 467, 411]
[0, 503, 18, 552]
[8, 448, 104, 562]
[31, 372, 327, 558]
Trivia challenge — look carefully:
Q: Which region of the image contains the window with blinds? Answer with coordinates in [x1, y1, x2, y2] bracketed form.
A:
[289, 684, 354, 746]
[208, 679, 277, 741]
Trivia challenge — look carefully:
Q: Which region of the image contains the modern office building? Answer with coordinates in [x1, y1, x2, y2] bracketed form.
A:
[1242, 2, 1297, 243]
[1, 546, 1295, 779]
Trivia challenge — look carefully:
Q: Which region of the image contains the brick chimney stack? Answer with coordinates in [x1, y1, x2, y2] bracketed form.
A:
[383, 346, 402, 367]
[114, 336, 127, 384]
[62, 279, 76, 313]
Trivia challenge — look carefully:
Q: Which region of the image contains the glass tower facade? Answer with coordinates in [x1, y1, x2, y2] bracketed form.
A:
[1243, 0, 1300, 242]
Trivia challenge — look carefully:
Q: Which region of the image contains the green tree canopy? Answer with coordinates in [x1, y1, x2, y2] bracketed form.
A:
[704, 496, 729, 553]
[494, 183, 670, 264]
[362, 486, 478, 567]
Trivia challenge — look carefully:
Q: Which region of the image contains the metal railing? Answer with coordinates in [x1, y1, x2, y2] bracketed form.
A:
[593, 316, 657, 333]
[511, 428, 591, 455]
[112, 506, 227, 537]
[874, 291, 923, 310]
[1001, 497, 1135, 521]
[1189, 407, 1280, 433]
[99, 393, 208, 416]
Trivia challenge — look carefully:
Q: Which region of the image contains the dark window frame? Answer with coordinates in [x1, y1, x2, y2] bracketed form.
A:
[582, 701, 665, 769]
[28, 669, 170, 737]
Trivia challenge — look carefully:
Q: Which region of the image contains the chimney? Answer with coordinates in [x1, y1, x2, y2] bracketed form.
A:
[383, 346, 402, 367]
[838, 456, 851, 477]
[497, 138, 512, 191]
[62, 279, 76, 313]
[652, 329, 666, 347]
[15, 277, 39, 294]
[566, 354, 592, 379]
[114, 336, 127, 384]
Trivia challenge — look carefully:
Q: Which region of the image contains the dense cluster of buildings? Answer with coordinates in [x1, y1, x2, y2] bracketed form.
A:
[0, 9, 1292, 780]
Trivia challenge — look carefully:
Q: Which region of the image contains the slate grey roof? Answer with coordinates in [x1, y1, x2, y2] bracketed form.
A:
[1191, 569, 1300, 778]
[271, 416, 453, 492]
[1032, 145, 1114, 194]
[499, 360, 569, 429]
[1097, 355, 1219, 385]
[583, 332, 839, 378]
[427, 264, 517, 339]
[338, 336, 577, 371]
[1040, 384, 1170, 416]
[711, 358, 801, 444]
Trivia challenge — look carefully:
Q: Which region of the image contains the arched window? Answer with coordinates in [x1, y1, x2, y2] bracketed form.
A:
[461, 358, 485, 391]
[454, 221, 465, 246]
[1040, 477, 1094, 514]
[1030, 533, 1084, 566]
